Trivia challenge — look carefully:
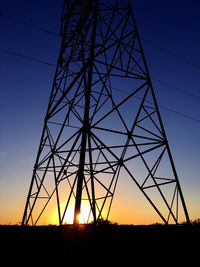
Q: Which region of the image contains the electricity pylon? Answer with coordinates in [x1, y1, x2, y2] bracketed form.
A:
[22, 0, 190, 226]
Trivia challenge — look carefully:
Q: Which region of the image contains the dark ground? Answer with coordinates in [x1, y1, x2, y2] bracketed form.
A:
[1, 224, 199, 264]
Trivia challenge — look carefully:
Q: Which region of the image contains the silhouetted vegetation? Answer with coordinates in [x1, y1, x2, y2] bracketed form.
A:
[191, 218, 200, 225]
[92, 218, 118, 226]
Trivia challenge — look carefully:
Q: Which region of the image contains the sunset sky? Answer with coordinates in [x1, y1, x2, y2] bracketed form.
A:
[0, 0, 200, 225]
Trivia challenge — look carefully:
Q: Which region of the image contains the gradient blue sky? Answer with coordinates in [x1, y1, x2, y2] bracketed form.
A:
[0, 0, 200, 224]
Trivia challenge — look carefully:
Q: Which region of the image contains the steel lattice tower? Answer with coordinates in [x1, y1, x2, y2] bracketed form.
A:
[22, 0, 190, 226]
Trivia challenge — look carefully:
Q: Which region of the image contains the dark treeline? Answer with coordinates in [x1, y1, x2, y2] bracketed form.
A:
[1, 222, 199, 264]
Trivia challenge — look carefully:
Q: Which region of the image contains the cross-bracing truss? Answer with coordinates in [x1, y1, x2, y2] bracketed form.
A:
[22, 0, 190, 226]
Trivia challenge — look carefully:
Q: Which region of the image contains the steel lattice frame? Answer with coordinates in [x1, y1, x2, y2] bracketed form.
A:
[22, 0, 190, 226]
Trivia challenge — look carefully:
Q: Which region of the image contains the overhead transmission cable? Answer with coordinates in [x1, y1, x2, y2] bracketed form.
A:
[142, 38, 200, 72]
[0, 13, 199, 124]
[112, 86, 200, 124]
[1, 12, 200, 101]
[1, 47, 198, 124]
[0, 13, 60, 37]
[1, 13, 200, 71]
[0, 48, 56, 66]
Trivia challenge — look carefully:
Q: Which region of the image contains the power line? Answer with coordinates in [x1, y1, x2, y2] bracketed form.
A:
[2, 12, 200, 75]
[158, 104, 200, 124]
[0, 47, 199, 124]
[0, 48, 56, 66]
[112, 86, 200, 125]
[0, 14, 199, 124]
[2, 44, 199, 102]
[0, 13, 60, 37]
[151, 76, 200, 101]
[2, 12, 200, 72]
[2, 12, 200, 71]
[142, 38, 200, 72]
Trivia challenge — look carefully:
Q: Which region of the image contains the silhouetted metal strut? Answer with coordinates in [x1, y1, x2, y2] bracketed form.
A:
[73, 0, 98, 224]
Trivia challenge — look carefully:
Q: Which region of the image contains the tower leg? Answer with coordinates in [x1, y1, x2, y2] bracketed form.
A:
[73, 0, 98, 224]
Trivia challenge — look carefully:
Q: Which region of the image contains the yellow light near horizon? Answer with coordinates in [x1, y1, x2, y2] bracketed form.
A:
[77, 203, 93, 224]
[63, 204, 74, 224]
[77, 213, 83, 224]
[50, 201, 94, 225]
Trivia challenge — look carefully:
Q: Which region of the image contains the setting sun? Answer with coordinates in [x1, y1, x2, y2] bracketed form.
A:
[76, 203, 94, 224]
[50, 201, 94, 224]
[50, 200, 95, 225]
